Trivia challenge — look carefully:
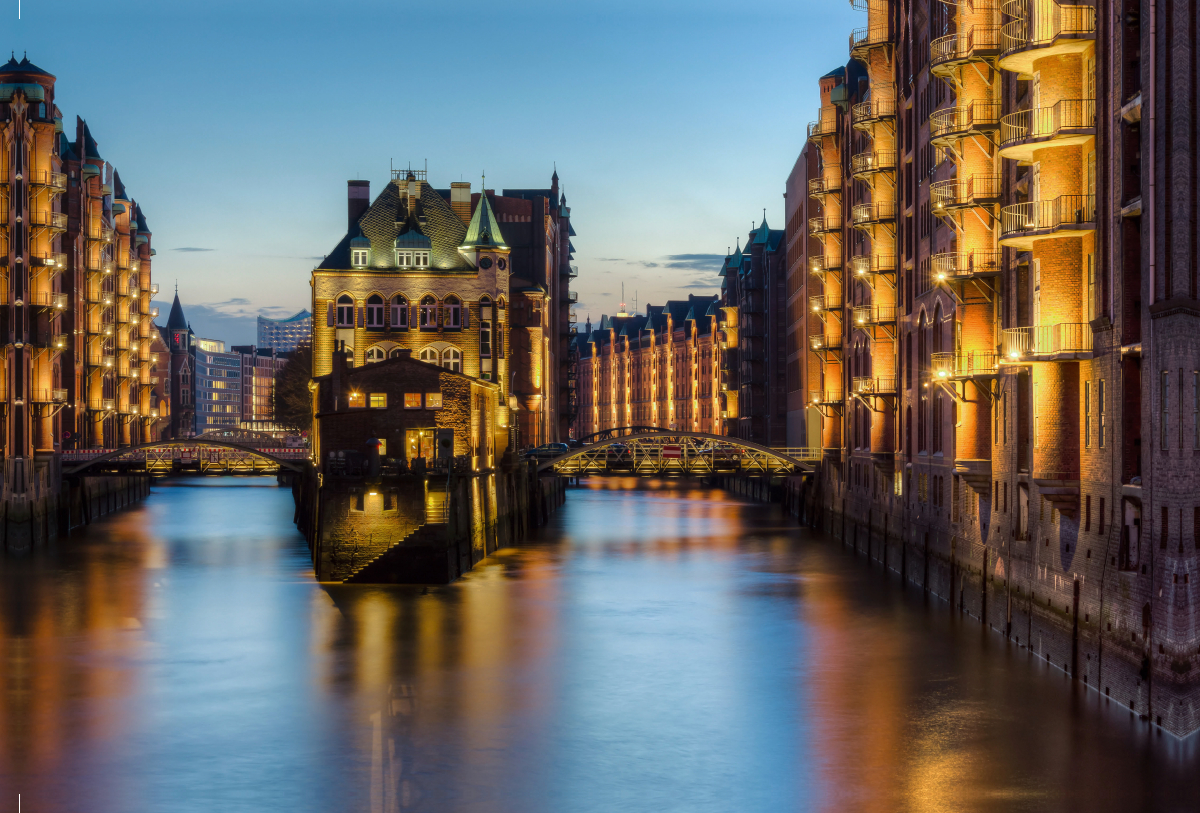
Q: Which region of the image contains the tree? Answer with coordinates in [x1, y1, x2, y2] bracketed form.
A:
[273, 343, 313, 432]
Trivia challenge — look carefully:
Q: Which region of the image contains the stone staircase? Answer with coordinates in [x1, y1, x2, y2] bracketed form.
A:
[343, 522, 451, 584]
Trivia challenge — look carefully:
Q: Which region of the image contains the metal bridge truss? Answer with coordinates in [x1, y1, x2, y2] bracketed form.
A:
[63, 441, 308, 475]
[539, 432, 817, 476]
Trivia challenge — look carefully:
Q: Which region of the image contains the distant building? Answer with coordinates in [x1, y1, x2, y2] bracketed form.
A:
[193, 338, 242, 434]
[163, 293, 196, 438]
[257, 310, 311, 353]
[231, 345, 289, 432]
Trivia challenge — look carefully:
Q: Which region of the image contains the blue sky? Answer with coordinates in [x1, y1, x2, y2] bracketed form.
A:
[11, 0, 856, 344]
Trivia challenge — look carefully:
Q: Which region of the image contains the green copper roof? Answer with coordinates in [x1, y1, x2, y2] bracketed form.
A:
[460, 192, 508, 250]
[754, 215, 770, 244]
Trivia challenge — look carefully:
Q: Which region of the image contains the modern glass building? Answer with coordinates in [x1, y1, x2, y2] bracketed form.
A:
[257, 310, 311, 353]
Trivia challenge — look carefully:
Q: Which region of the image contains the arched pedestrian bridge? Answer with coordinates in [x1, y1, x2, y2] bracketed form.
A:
[538, 432, 818, 476]
[63, 431, 308, 475]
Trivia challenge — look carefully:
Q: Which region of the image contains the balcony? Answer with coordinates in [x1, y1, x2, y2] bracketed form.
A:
[931, 350, 999, 379]
[86, 256, 114, 273]
[930, 26, 1002, 78]
[88, 351, 116, 368]
[86, 289, 115, 306]
[28, 210, 68, 232]
[149, 283, 160, 296]
[27, 292, 68, 310]
[850, 254, 896, 278]
[809, 333, 843, 352]
[851, 305, 897, 326]
[1000, 194, 1095, 247]
[808, 169, 843, 197]
[999, 99, 1096, 161]
[806, 106, 839, 140]
[930, 175, 1002, 213]
[810, 295, 842, 315]
[89, 398, 116, 412]
[29, 171, 67, 193]
[32, 252, 67, 269]
[808, 215, 842, 237]
[33, 332, 69, 351]
[1000, 0, 1097, 75]
[31, 389, 68, 404]
[850, 201, 896, 228]
[809, 388, 845, 405]
[851, 97, 897, 131]
[88, 226, 115, 244]
[930, 251, 1003, 283]
[850, 25, 891, 59]
[850, 150, 897, 180]
[1002, 323, 1093, 360]
[149, 307, 160, 318]
[852, 376, 898, 395]
[809, 253, 843, 277]
[928, 103, 1002, 147]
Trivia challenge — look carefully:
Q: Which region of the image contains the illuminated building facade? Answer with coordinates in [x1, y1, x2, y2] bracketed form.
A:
[257, 310, 311, 353]
[311, 169, 575, 450]
[794, 0, 1200, 734]
[571, 295, 729, 438]
[231, 345, 289, 431]
[1, 55, 162, 474]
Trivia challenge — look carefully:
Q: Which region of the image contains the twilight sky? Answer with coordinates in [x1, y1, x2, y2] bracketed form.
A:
[11, 0, 856, 344]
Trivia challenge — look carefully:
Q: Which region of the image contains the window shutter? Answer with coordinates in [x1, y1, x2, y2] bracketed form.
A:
[326, 302, 334, 327]
[357, 306, 364, 328]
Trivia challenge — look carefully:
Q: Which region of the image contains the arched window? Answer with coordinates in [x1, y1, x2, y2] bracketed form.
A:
[390, 295, 408, 329]
[366, 294, 384, 328]
[442, 347, 461, 372]
[444, 295, 461, 329]
[419, 347, 440, 365]
[336, 295, 354, 327]
[420, 296, 437, 329]
[480, 320, 492, 358]
[389, 347, 407, 359]
[366, 346, 386, 363]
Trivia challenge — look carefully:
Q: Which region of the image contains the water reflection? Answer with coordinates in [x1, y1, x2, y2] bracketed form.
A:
[1, 476, 1198, 812]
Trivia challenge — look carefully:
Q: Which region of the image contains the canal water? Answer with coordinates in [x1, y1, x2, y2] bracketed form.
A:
[1, 477, 1198, 812]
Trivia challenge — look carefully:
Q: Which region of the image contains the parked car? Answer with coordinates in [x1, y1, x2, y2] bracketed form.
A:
[523, 443, 571, 461]
[604, 443, 632, 460]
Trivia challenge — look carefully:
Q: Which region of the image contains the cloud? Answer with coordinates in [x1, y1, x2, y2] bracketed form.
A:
[596, 257, 625, 262]
[172, 246, 215, 252]
[598, 254, 727, 274]
[680, 277, 723, 289]
[150, 298, 311, 346]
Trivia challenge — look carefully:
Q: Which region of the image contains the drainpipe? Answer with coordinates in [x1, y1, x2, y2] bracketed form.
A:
[1145, 0, 1157, 725]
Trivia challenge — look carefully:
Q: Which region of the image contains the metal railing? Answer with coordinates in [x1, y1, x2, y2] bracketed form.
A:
[86, 288, 114, 305]
[29, 171, 68, 192]
[929, 102, 1002, 141]
[1001, 195, 1095, 240]
[850, 254, 896, 276]
[851, 201, 896, 226]
[809, 253, 842, 275]
[930, 26, 1002, 69]
[89, 398, 116, 412]
[852, 305, 897, 325]
[1002, 323, 1093, 358]
[810, 295, 842, 313]
[809, 333, 843, 352]
[853, 375, 898, 394]
[86, 256, 114, 273]
[31, 389, 68, 403]
[808, 169, 843, 196]
[809, 388, 845, 404]
[88, 352, 116, 368]
[931, 350, 999, 378]
[850, 25, 891, 56]
[930, 251, 1003, 281]
[149, 283, 159, 295]
[808, 215, 842, 235]
[89, 226, 115, 243]
[851, 150, 897, 177]
[852, 97, 897, 128]
[930, 175, 1002, 211]
[32, 252, 67, 268]
[1000, 99, 1096, 148]
[27, 292, 68, 309]
[807, 107, 839, 139]
[1001, 0, 1097, 56]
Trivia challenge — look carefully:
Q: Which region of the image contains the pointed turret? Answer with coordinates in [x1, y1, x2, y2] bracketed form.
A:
[460, 191, 508, 250]
[166, 293, 188, 330]
[754, 212, 771, 244]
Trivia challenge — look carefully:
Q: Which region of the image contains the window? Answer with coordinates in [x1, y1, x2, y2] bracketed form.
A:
[419, 347, 439, 365]
[1033, 382, 1040, 448]
[336, 295, 354, 327]
[1086, 254, 1095, 322]
[1162, 505, 1169, 549]
[404, 393, 422, 409]
[1084, 380, 1092, 448]
[444, 295, 461, 329]
[366, 346, 386, 363]
[1162, 372, 1170, 450]
[1098, 379, 1106, 448]
[369, 393, 387, 408]
[348, 391, 365, 408]
[397, 249, 413, 268]
[390, 295, 408, 329]
[1194, 372, 1199, 449]
[366, 294, 384, 328]
[442, 347, 461, 373]
[414, 250, 429, 267]
[426, 392, 443, 409]
[389, 347, 406, 359]
[420, 296, 437, 328]
[480, 320, 492, 357]
[351, 248, 369, 267]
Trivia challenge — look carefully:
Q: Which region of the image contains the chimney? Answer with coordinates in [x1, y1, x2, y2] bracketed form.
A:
[450, 182, 472, 223]
[347, 180, 370, 230]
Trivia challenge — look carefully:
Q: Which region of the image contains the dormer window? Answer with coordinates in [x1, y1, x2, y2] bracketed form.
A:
[351, 248, 370, 267]
[396, 249, 430, 269]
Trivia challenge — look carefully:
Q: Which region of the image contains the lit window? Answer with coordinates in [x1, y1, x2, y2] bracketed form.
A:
[442, 347, 461, 373]
[420, 296, 437, 328]
[366, 294, 384, 328]
[404, 393, 422, 409]
[419, 347, 440, 365]
[480, 320, 492, 357]
[348, 391, 365, 408]
[369, 393, 387, 408]
[366, 346, 386, 363]
[336, 295, 354, 327]
[444, 295, 461, 329]
[390, 294, 408, 329]
[351, 248, 370, 267]
[426, 392, 443, 409]
[389, 347, 406, 359]
[414, 250, 430, 267]
[396, 249, 413, 268]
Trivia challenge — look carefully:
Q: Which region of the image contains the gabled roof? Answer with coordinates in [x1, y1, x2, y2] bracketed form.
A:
[394, 211, 432, 249]
[754, 215, 771, 244]
[460, 192, 508, 250]
[112, 171, 129, 202]
[81, 121, 102, 161]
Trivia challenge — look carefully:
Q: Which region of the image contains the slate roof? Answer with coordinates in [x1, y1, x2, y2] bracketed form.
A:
[0, 54, 53, 78]
[461, 191, 507, 250]
[166, 293, 188, 330]
[318, 180, 472, 271]
[81, 121, 102, 161]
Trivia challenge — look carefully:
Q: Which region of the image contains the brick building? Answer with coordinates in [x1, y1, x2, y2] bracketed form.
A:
[784, 139, 822, 449]
[791, 0, 1200, 735]
[1, 55, 163, 468]
[570, 295, 729, 438]
[311, 168, 575, 449]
